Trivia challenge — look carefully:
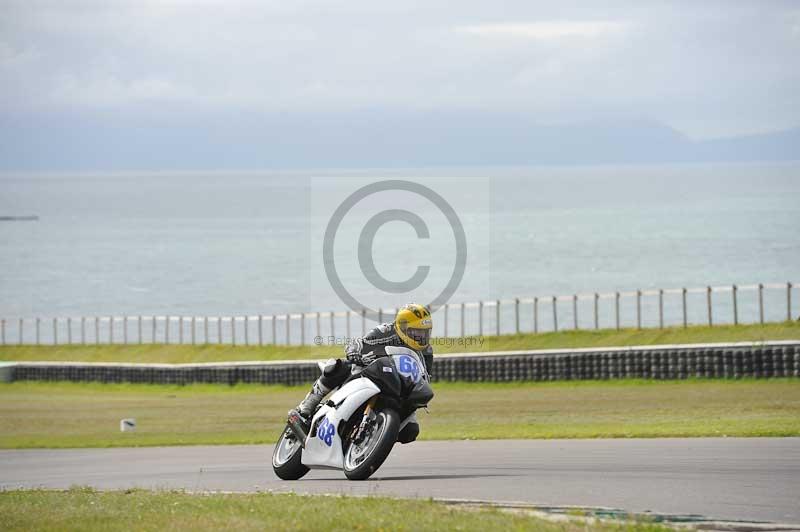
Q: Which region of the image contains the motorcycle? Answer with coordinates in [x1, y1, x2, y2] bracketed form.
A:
[272, 346, 434, 481]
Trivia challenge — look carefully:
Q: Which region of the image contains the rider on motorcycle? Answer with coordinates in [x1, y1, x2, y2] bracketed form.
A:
[291, 303, 434, 441]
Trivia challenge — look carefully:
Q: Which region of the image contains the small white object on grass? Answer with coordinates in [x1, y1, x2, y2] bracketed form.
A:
[120, 418, 136, 432]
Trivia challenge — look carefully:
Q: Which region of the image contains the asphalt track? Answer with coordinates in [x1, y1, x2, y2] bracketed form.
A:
[1, 438, 799, 524]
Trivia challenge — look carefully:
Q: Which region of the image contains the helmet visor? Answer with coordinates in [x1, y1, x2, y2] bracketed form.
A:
[407, 327, 431, 347]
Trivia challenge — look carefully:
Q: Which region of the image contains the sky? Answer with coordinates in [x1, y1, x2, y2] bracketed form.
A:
[1, 1, 799, 170]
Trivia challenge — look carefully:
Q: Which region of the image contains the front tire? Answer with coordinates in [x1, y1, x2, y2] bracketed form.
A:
[272, 427, 309, 480]
[343, 408, 400, 480]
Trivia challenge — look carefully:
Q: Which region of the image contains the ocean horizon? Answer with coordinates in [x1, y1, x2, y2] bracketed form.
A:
[1, 162, 798, 333]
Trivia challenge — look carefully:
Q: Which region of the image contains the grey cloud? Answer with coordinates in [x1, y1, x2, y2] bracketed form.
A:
[0, 0, 798, 160]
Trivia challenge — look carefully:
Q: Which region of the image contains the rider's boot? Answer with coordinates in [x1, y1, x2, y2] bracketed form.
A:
[291, 379, 331, 421]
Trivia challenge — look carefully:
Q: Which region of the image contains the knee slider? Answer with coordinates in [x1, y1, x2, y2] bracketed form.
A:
[319, 358, 351, 389]
[397, 422, 419, 444]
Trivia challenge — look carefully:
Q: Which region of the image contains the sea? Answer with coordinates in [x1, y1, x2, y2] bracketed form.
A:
[1, 162, 798, 340]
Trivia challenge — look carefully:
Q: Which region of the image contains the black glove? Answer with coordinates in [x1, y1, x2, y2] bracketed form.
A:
[345, 338, 375, 366]
[346, 350, 376, 366]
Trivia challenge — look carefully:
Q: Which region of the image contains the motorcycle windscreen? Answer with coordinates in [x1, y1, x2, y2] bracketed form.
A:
[392, 351, 433, 406]
[361, 357, 402, 398]
[392, 352, 425, 383]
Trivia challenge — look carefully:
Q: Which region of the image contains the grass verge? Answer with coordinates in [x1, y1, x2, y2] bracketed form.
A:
[0, 489, 667, 532]
[1, 379, 797, 448]
[0, 321, 798, 364]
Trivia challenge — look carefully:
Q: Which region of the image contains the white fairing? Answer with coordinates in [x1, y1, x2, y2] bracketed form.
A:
[301, 377, 380, 469]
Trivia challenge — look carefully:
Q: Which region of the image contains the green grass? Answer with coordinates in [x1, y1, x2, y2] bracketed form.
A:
[0, 489, 667, 532]
[1, 321, 798, 364]
[1, 379, 798, 448]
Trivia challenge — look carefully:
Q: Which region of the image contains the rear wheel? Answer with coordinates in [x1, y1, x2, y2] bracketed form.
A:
[343, 408, 400, 480]
[272, 427, 309, 480]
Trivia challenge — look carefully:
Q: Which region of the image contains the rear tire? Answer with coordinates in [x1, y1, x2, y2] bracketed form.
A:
[343, 408, 400, 480]
[272, 427, 309, 480]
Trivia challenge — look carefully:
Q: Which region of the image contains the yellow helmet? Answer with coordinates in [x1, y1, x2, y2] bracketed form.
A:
[395, 303, 433, 350]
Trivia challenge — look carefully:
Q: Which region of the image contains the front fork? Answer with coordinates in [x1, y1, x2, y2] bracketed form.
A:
[352, 396, 378, 445]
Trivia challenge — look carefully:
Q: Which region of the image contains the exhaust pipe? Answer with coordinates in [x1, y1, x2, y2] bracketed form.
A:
[286, 410, 309, 447]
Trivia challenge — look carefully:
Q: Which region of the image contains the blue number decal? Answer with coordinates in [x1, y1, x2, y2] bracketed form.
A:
[317, 417, 335, 446]
[398, 355, 420, 382]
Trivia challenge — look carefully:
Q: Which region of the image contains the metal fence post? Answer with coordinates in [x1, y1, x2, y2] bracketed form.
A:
[204, 317, 209, 344]
[533, 297, 539, 334]
[218, 317, 223, 345]
[258, 315, 263, 346]
[658, 289, 664, 329]
[191, 316, 196, 345]
[123, 316, 128, 344]
[95, 317, 100, 344]
[732, 285, 738, 325]
[232, 317, 237, 346]
[81, 317, 86, 344]
[179, 317, 184, 344]
[165, 316, 170, 344]
[345, 312, 350, 340]
[302, 313, 307, 345]
[271, 315, 276, 345]
[615, 292, 620, 331]
[109, 316, 114, 344]
[514, 298, 519, 334]
[244, 316, 249, 345]
[478, 301, 483, 336]
[573, 295, 578, 330]
[594, 293, 599, 330]
[378, 308, 383, 324]
[53, 317, 58, 345]
[461, 303, 465, 337]
[552, 296, 558, 332]
[788, 282, 793, 321]
[758, 283, 764, 324]
[67, 317, 72, 344]
[316, 312, 321, 340]
[330, 311, 335, 340]
[18, 318, 23, 345]
[361, 309, 366, 335]
[152, 317, 157, 344]
[138, 316, 143, 344]
[1, 319, 4, 345]
[495, 300, 500, 336]
[35, 317, 40, 345]
[286, 314, 291, 345]
[706, 286, 713, 326]
[636, 290, 642, 330]
[682, 288, 688, 328]
[444, 304, 449, 338]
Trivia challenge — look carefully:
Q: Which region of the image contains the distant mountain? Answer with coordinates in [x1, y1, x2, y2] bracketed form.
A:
[0, 109, 797, 171]
[692, 127, 800, 162]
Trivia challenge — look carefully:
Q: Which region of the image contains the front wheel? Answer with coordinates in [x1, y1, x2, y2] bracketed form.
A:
[343, 408, 400, 480]
[272, 427, 309, 480]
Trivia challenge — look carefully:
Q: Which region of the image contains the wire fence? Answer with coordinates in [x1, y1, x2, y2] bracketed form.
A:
[1, 281, 797, 347]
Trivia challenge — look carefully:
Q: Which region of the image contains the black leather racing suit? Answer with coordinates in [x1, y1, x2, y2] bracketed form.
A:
[316, 322, 433, 444]
[319, 322, 433, 388]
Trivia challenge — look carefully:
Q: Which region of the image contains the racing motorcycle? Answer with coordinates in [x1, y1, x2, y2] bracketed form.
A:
[272, 346, 434, 481]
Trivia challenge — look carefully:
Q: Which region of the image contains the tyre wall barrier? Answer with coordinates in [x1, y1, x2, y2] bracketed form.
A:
[4, 342, 799, 386]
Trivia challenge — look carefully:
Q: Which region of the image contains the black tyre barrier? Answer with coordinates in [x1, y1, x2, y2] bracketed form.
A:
[4, 342, 800, 386]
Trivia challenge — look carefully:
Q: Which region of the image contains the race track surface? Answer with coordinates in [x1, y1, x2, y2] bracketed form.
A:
[1, 438, 799, 524]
